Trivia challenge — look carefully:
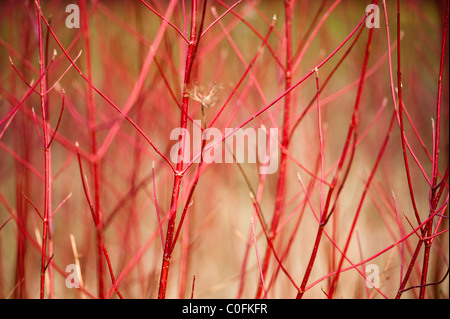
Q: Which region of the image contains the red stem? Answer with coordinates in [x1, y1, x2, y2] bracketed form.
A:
[158, 0, 198, 299]
[306, 206, 444, 293]
[182, 11, 369, 173]
[35, 0, 52, 299]
[79, 0, 106, 298]
[215, 0, 285, 70]
[326, 4, 377, 297]
[297, 3, 377, 298]
[396, 1, 422, 228]
[35, 9, 175, 172]
[329, 111, 396, 298]
[419, 0, 449, 299]
[267, 154, 321, 293]
[75, 144, 123, 299]
[255, 0, 292, 299]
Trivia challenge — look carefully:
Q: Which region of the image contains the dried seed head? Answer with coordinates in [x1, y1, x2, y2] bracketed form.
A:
[189, 82, 223, 109]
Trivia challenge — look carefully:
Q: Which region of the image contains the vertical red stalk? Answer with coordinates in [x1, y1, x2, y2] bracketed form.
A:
[14, 103, 28, 300]
[173, 139, 207, 298]
[315, 68, 325, 223]
[129, 3, 147, 297]
[178, 197, 192, 298]
[327, 8, 376, 297]
[396, 0, 422, 228]
[382, 0, 425, 299]
[255, 0, 292, 299]
[43, 18, 55, 300]
[14, 91, 29, 300]
[79, 0, 105, 299]
[297, 3, 376, 298]
[328, 111, 396, 298]
[75, 146, 123, 299]
[35, 0, 52, 299]
[158, 0, 198, 299]
[190, 275, 196, 299]
[266, 155, 321, 293]
[11, 3, 30, 296]
[419, 0, 449, 299]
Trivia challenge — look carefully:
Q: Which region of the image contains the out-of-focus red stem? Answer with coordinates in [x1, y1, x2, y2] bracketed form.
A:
[35, 7, 175, 172]
[79, 0, 105, 298]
